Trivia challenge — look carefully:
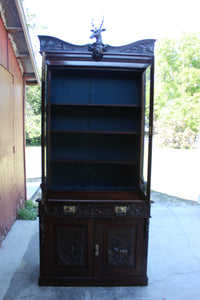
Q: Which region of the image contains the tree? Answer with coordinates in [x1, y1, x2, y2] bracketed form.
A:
[154, 33, 200, 148]
[25, 85, 41, 145]
[22, 1, 47, 145]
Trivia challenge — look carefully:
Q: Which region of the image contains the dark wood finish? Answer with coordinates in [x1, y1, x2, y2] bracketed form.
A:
[94, 218, 145, 277]
[38, 35, 155, 286]
[38, 212, 148, 286]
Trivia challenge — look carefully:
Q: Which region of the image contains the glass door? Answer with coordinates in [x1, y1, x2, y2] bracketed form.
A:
[140, 59, 154, 200]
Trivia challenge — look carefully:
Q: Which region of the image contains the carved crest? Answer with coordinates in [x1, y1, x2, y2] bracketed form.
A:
[89, 17, 106, 61]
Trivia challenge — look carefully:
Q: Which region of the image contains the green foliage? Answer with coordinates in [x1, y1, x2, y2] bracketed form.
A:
[25, 85, 41, 145]
[22, 1, 45, 145]
[155, 33, 200, 148]
[18, 200, 38, 220]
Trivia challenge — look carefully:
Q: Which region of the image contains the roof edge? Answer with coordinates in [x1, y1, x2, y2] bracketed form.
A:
[15, 0, 40, 86]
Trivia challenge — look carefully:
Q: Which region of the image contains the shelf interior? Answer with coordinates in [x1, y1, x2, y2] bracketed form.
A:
[50, 105, 141, 133]
[50, 69, 141, 106]
[48, 68, 142, 192]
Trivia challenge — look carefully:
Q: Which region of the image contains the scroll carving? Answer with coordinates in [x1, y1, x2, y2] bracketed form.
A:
[38, 35, 89, 53]
[120, 43, 154, 54]
[43, 202, 150, 218]
[105, 40, 155, 55]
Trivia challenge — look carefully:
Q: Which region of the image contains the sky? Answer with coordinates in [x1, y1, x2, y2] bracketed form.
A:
[23, 0, 200, 65]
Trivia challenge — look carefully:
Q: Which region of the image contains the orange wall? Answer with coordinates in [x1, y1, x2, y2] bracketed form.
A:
[0, 17, 26, 246]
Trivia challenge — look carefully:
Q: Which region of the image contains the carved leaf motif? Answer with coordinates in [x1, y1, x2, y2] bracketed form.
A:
[56, 228, 84, 266]
[107, 228, 135, 266]
[121, 44, 154, 54]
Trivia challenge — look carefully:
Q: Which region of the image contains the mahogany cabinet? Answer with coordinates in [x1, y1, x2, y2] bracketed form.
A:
[38, 35, 155, 286]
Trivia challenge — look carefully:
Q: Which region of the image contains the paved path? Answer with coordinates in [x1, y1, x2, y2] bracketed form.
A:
[1, 195, 200, 300]
[151, 147, 200, 201]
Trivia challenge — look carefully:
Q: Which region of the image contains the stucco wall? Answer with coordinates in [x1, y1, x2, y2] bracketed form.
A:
[0, 17, 26, 246]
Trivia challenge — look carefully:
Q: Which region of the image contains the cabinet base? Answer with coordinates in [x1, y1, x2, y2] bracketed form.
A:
[39, 276, 148, 286]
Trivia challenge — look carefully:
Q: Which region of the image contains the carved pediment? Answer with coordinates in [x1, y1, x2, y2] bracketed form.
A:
[38, 35, 89, 53]
[105, 40, 156, 55]
[38, 35, 155, 57]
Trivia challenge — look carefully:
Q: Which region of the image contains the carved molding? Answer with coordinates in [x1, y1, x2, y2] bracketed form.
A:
[144, 218, 150, 243]
[38, 35, 89, 53]
[38, 35, 155, 56]
[42, 202, 150, 218]
[40, 217, 45, 244]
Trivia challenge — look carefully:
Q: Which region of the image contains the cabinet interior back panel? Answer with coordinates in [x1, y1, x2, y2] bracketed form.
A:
[50, 163, 139, 191]
[48, 68, 142, 192]
[51, 106, 141, 132]
[51, 133, 140, 162]
[50, 69, 141, 106]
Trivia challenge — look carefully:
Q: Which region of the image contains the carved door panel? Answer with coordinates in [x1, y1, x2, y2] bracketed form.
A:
[95, 218, 144, 277]
[44, 217, 94, 277]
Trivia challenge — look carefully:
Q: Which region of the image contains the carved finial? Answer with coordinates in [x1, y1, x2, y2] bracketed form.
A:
[89, 17, 106, 61]
[90, 17, 106, 44]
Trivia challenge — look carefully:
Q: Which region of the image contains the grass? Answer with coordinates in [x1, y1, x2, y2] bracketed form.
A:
[18, 200, 38, 220]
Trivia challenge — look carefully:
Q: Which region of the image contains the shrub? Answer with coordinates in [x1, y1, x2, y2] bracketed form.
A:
[18, 200, 38, 220]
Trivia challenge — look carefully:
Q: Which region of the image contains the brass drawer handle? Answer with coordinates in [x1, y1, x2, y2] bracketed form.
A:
[115, 206, 127, 216]
[63, 206, 76, 215]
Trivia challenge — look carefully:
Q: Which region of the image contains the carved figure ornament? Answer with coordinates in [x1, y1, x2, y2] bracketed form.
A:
[89, 17, 106, 61]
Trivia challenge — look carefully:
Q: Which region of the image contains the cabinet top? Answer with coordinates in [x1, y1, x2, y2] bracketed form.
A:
[38, 35, 156, 58]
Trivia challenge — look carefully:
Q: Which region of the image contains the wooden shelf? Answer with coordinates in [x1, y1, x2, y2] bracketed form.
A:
[46, 190, 145, 201]
[51, 159, 138, 165]
[51, 130, 139, 135]
[51, 103, 141, 108]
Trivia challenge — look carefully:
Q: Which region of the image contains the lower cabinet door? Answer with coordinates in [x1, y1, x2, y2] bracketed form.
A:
[94, 218, 145, 278]
[40, 216, 147, 285]
[43, 217, 94, 277]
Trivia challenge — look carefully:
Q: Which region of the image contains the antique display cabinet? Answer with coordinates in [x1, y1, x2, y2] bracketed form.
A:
[38, 31, 155, 286]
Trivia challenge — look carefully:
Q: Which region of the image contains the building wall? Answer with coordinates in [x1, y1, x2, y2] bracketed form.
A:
[0, 17, 26, 246]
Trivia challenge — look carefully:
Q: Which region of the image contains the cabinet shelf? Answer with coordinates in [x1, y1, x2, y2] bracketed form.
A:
[51, 159, 138, 165]
[50, 104, 141, 133]
[51, 103, 141, 109]
[51, 130, 139, 135]
[48, 188, 141, 197]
